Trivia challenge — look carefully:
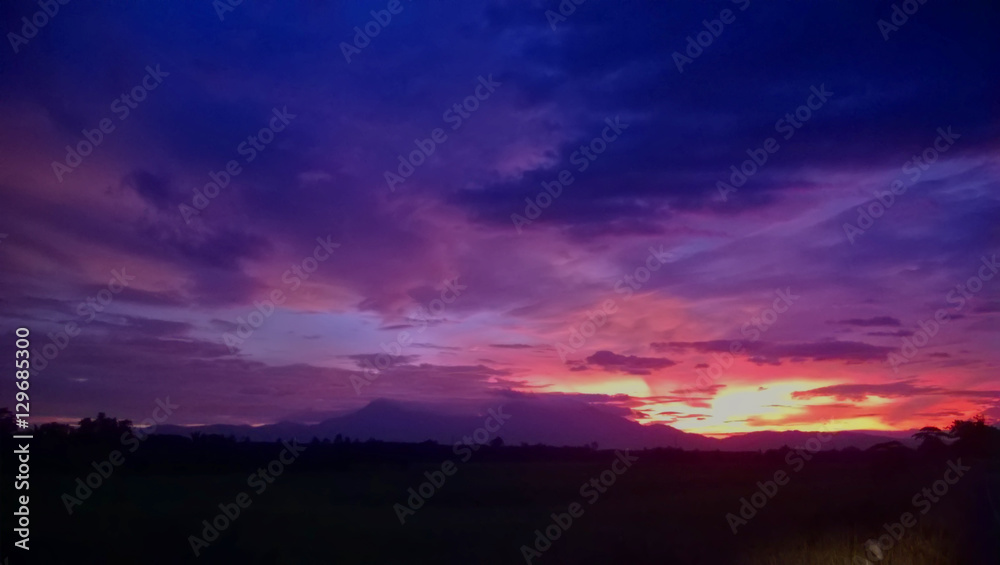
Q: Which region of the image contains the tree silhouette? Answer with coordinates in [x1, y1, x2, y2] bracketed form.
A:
[913, 426, 950, 453]
[948, 415, 1000, 456]
[77, 412, 133, 441]
[949, 414, 990, 438]
[0, 407, 16, 437]
[37, 422, 73, 441]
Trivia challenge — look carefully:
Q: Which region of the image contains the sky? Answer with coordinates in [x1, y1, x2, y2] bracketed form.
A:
[0, 0, 997, 435]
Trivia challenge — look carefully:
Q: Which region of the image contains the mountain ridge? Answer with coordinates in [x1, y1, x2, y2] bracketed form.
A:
[153, 398, 918, 451]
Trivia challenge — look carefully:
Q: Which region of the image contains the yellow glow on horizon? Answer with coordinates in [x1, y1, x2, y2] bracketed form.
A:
[516, 373, 959, 435]
[641, 380, 896, 435]
[539, 375, 653, 398]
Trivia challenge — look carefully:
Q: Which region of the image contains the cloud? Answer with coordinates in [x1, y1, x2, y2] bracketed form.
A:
[411, 343, 462, 351]
[0, 0, 997, 431]
[655, 340, 894, 364]
[836, 316, 902, 327]
[792, 380, 1000, 402]
[92, 316, 194, 339]
[582, 350, 677, 375]
[344, 353, 421, 369]
[122, 170, 179, 211]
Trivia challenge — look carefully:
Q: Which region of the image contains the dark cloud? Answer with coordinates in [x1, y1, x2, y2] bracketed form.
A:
[123, 170, 177, 211]
[454, 0, 1000, 230]
[583, 350, 677, 375]
[973, 302, 1000, 313]
[837, 316, 902, 327]
[92, 316, 193, 339]
[411, 343, 462, 351]
[792, 380, 1000, 402]
[657, 340, 894, 363]
[344, 353, 421, 370]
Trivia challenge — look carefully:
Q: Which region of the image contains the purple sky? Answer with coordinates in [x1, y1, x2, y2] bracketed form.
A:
[0, 0, 998, 434]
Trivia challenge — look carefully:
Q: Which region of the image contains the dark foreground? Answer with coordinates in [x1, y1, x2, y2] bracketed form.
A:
[2, 433, 998, 564]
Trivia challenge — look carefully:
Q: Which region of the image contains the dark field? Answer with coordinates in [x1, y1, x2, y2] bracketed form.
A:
[5, 436, 998, 565]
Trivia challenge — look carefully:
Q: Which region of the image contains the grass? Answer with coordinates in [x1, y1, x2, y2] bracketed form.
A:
[14, 445, 997, 564]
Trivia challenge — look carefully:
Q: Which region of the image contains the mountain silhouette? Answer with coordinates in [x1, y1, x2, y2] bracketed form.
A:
[154, 398, 915, 451]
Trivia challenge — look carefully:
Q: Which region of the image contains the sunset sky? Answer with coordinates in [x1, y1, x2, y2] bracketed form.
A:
[1, 1, 997, 435]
